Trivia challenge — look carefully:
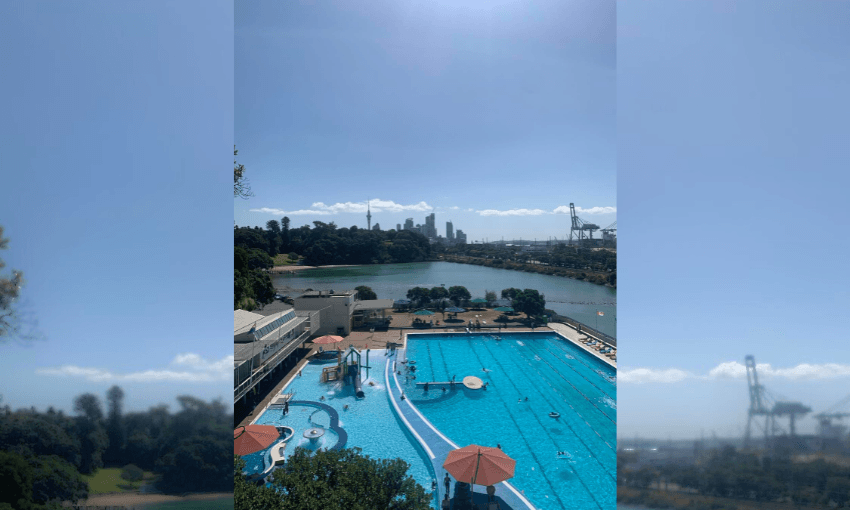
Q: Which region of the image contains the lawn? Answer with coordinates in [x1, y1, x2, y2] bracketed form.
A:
[142, 497, 234, 510]
[272, 253, 297, 266]
[84, 467, 158, 494]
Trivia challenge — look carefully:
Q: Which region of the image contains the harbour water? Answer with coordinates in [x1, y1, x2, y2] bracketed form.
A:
[273, 261, 616, 337]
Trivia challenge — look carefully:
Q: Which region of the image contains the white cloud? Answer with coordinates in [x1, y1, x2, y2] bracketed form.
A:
[708, 361, 850, 381]
[476, 205, 616, 217]
[250, 199, 433, 216]
[35, 353, 233, 384]
[476, 208, 550, 217]
[552, 205, 617, 215]
[619, 361, 850, 384]
[618, 368, 693, 384]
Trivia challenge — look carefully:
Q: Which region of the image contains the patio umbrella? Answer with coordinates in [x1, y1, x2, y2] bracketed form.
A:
[470, 298, 488, 304]
[444, 445, 516, 502]
[313, 335, 344, 345]
[413, 309, 434, 315]
[494, 307, 514, 312]
[234, 425, 280, 456]
[394, 299, 411, 306]
[445, 307, 465, 313]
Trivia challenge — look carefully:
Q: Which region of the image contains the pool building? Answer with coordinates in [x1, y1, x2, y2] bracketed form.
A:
[236, 317, 616, 510]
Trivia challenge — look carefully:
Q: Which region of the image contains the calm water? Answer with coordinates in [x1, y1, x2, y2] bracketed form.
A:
[274, 262, 616, 337]
[405, 332, 616, 510]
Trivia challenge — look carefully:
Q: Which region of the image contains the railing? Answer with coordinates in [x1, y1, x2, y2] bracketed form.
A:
[550, 313, 617, 347]
[234, 328, 312, 401]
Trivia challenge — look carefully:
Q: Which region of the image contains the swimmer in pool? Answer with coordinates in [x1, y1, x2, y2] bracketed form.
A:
[343, 405, 349, 410]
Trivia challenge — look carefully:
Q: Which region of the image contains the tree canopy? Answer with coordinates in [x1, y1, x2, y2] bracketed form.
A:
[1, 225, 35, 343]
[512, 289, 546, 319]
[235, 447, 431, 510]
[0, 389, 232, 504]
[234, 146, 253, 199]
[354, 286, 377, 301]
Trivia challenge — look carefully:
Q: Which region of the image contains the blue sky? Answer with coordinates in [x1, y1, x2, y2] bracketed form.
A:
[235, 0, 616, 242]
[0, 1, 233, 414]
[617, 1, 850, 439]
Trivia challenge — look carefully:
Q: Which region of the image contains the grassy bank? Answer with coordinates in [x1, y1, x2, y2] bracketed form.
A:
[618, 487, 810, 510]
[84, 467, 158, 494]
[439, 255, 616, 287]
[143, 496, 234, 509]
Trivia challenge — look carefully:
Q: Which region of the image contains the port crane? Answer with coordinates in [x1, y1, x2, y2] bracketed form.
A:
[568, 203, 601, 245]
[743, 355, 811, 449]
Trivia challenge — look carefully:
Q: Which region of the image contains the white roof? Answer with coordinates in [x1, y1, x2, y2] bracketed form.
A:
[234, 310, 264, 334]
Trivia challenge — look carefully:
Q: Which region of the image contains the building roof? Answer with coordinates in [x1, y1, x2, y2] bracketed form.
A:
[352, 299, 395, 311]
[297, 289, 354, 298]
[234, 309, 264, 334]
[234, 309, 298, 339]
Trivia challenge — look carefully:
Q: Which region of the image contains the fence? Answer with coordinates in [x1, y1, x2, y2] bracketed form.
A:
[549, 313, 617, 347]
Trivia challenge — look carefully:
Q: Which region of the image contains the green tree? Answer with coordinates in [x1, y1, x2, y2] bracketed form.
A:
[271, 447, 431, 510]
[355, 286, 377, 301]
[406, 287, 431, 308]
[513, 289, 545, 319]
[1, 225, 36, 343]
[73, 394, 108, 474]
[234, 456, 284, 510]
[234, 146, 253, 199]
[0, 450, 35, 510]
[448, 286, 471, 307]
[429, 286, 449, 303]
[29, 454, 88, 507]
[500, 288, 522, 300]
[484, 290, 497, 303]
[103, 386, 126, 465]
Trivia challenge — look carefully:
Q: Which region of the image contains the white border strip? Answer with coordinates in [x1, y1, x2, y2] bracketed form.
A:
[386, 353, 436, 460]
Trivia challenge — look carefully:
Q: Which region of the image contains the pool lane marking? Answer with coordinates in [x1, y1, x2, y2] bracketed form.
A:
[474, 339, 603, 510]
[396, 343, 538, 510]
[385, 353, 436, 460]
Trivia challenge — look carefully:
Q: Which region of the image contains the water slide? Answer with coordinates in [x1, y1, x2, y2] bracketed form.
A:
[350, 364, 365, 398]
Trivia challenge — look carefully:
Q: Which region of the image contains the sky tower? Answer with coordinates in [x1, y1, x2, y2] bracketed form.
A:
[366, 199, 371, 230]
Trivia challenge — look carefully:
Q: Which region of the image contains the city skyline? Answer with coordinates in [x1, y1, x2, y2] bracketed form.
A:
[237, 197, 616, 244]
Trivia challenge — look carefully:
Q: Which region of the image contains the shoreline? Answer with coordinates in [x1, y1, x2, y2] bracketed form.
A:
[77, 491, 232, 507]
[271, 259, 616, 289]
[269, 264, 361, 273]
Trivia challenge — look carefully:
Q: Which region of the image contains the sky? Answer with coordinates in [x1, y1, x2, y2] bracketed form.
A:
[0, 1, 233, 414]
[235, 0, 616, 242]
[617, 1, 850, 439]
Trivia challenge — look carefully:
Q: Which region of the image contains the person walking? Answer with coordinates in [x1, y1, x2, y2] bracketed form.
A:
[444, 472, 451, 499]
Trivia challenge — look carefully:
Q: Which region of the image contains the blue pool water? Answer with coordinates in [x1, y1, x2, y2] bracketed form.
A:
[404, 332, 616, 510]
[245, 353, 437, 506]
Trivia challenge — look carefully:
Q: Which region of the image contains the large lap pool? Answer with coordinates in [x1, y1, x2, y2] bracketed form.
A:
[404, 332, 616, 510]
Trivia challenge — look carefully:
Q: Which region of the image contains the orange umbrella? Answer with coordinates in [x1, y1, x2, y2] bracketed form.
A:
[234, 425, 279, 456]
[313, 335, 344, 345]
[443, 445, 516, 487]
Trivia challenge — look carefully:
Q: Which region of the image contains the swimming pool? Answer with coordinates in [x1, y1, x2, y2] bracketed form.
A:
[404, 332, 616, 510]
[244, 353, 438, 507]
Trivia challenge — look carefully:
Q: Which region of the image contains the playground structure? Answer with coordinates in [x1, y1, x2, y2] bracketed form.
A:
[320, 345, 371, 398]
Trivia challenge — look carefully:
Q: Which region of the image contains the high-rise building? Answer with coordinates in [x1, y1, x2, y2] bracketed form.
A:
[455, 229, 467, 244]
[396, 223, 402, 231]
[404, 218, 414, 230]
[425, 212, 436, 238]
[446, 221, 454, 240]
[372, 223, 380, 231]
